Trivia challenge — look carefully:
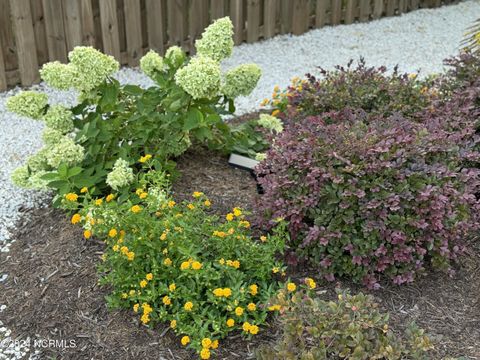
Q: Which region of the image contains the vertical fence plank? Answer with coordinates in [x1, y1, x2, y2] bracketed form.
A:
[167, 0, 186, 47]
[315, 0, 328, 27]
[63, 0, 83, 52]
[211, 0, 225, 19]
[10, 0, 39, 85]
[42, 0, 68, 62]
[230, 0, 244, 44]
[280, 0, 293, 34]
[386, 0, 395, 15]
[145, 0, 165, 53]
[359, 0, 371, 21]
[410, 0, 419, 10]
[246, 0, 260, 43]
[99, 0, 121, 60]
[264, 0, 276, 38]
[188, 0, 208, 52]
[331, 0, 342, 25]
[0, 0, 17, 71]
[80, 0, 96, 46]
[292, 0, 309, 35]
[0, 37, 6, 91]
[398, 0, 407, 13]
[30, 0, 48, 65]
[372, 0, 383, 18]
[345, 0, 356, 24]
[124, 0, 142, 65]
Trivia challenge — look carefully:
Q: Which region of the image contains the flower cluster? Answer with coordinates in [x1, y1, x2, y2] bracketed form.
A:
[222, 64, 262, 99]
[106, 158, 135, 191]
[43, 105, 74, 134]
[71, 175, 285, 358]
[139, 50, 164, 79]
[6, 91, 48, 119]
[175, 56, 221, 99]
[195, 17, 234, 62]
[256, 114, 283, 133]
[40, 46, 119, 92]
[45, 136, 85, 168]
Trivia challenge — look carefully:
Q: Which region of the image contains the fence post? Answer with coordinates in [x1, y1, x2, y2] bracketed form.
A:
[145, 0, 165, 53]
[10, 0, 39, 85]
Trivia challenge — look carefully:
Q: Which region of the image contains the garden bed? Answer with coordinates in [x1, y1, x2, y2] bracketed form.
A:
[1, 146, 480, 359]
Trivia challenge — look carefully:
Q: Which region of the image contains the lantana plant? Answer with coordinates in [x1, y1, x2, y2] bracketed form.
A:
[63, 164, 286, 359]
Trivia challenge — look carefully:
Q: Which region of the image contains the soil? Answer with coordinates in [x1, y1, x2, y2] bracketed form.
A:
[1, 146, 480, 359]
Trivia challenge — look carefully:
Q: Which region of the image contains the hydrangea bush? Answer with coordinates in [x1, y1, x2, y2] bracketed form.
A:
[255, 113, 480, 288]
[8, 17, 263, 204]
[63, 167, 286, 359]
[256, 289, 433, 359]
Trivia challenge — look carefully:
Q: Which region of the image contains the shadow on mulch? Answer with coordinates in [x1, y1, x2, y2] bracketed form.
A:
[1, 146, 480, 359]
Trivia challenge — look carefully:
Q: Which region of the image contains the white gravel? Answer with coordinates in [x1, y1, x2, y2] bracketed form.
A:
[1, 1, 479, 358]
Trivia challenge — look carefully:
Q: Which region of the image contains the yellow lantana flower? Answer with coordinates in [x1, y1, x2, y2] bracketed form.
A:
[131, 205, 142, 213]
[169, 283, 176, 292]
[106, 194, 115, 202]
[170, 320, 177, 329]
[71, 213, 81, 224]
[226, 213, 234, 221]
[95, 198, 103, 206]
[233, 207, 242, 217]
[191, 261, 202, 270]
[204, 200, 211, 207]
[108, 228, 117, 238]
[146, 273, 153, 281]
[247, 303, 256, 311]
[192, 191, 203, 198]
[65, 193, 78, 201]
[287, 282, 296, 292]
[226, 318, 235, 327]
[162, 296, 171, 305]
[200, 348, 210, 359]
[181, 335, 190, 346]
[184, 301, 193, 311]
[164, 258, 172, 266]
[249, 284, 258, 296]
[235, 307, 244, 316]
[83, 230, 92, 239]
[80, 187, 88, 193]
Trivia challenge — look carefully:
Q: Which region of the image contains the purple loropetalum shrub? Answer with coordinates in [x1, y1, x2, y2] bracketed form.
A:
[255, 112, 480, 288]
[268, 59, 432, 122]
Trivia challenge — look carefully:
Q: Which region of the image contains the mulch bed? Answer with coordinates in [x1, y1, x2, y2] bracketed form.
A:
[2, 142, 480, 359]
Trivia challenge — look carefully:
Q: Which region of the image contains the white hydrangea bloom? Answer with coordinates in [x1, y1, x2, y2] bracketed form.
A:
[140, 50, 164, 78]
[106, 158, 135, 191]
[165, 46, 186, 66]
[45, 136, 85, 168]
[195, 17, 234, 62]
[255, 152, 267, 161]
[6, 91, 48, 119]
[257, 114, 284, 133]
[26, 149, 49, 172]
[11, 166, 31, 188]
[68, 46, 119, 91]
[28, 170, 50, 190]
[42, 128, 64, 146]
[43, 105, 74, 134]
[222, 64, 261, 99]
[40, 61, 76, 90]
[175, 56, 221, 99]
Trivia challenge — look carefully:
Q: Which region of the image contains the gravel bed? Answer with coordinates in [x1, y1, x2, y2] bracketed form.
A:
[0, 1, 479, 358]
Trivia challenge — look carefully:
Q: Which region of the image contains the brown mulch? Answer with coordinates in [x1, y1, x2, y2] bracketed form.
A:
[1, 146, 480, 359]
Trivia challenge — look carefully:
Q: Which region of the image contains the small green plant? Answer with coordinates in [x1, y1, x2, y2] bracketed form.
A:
[8, 17, 263, 205]
[255, 289, 433, 360]
[64, 164, 286, 359]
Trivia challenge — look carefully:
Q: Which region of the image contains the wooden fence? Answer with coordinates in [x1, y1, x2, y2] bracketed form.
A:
[0, 0, 459, 90]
